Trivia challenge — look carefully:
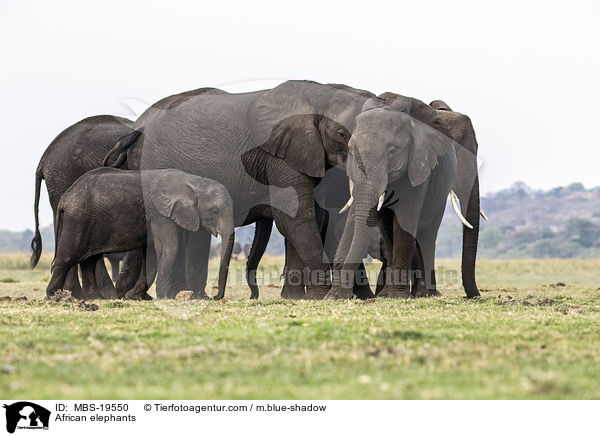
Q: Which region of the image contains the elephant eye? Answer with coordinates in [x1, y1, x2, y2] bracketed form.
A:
[336, 129, 348, 140]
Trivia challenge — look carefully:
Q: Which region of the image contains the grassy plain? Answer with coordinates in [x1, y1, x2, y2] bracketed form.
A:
[1, 254, 599, 399]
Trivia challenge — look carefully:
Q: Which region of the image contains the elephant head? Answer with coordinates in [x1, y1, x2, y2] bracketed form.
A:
[147, 169, 235, 299]
[335, 100, 456, 272]
[247, 81, 375, 178]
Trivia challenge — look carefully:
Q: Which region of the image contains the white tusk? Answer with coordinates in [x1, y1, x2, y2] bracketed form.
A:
[480, 208, 488, 221]
[349, 179, 354, 196]
[377, 192, 385, 211]
[339, 196, 355, 214]
[449, 190, 473, 229]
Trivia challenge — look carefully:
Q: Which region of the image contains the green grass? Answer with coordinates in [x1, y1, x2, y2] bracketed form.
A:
[1, 253, 599, 399]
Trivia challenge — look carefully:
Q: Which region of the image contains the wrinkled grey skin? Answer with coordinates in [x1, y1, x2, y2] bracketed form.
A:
[31, 115, 139, 298]
[106, 81, 376, 299]
[46, 168, 235, 300]
[327, 98, 457, 299]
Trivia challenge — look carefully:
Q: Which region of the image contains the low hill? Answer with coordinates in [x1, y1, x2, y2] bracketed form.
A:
[437, 182, 600, 258]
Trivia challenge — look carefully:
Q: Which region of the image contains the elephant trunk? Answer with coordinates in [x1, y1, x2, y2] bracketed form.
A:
[461, 176, 480, 297]
[214, 220, 235, 300]
[336, 184, 379, 288]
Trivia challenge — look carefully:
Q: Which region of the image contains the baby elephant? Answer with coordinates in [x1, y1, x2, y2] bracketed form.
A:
[46, 168, 235, 300]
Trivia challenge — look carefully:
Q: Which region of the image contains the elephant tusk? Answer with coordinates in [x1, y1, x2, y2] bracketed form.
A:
[339, 196, 355, 214]
[449, 190, 473, 229]
[377, 192, 385, 211]
[349, 179, 354, 196]
[480, 208, 488, 221]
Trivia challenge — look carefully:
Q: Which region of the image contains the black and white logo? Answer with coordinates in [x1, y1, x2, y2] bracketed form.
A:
[3, 402, 50, 434]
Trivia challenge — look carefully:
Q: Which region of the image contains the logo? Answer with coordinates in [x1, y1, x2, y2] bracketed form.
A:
[3, 402, 50, 434]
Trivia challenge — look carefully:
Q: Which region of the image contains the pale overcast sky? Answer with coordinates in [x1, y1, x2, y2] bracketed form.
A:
[1, 0, 599, 231]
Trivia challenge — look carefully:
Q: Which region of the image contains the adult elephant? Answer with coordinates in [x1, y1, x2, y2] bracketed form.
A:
[104, 81, 374, 299]
[368, 93, 482, 298]
[327, 98, 458, 299]
[31, 115, 140, 298]
[428, 99, 483, 297]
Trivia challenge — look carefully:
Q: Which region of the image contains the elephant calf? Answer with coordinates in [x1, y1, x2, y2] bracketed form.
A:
[46, 168, 235, 300]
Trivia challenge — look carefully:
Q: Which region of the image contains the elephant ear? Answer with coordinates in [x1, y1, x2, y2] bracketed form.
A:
[149, 171, 200, 231]
[388, 111, 455, 187]
[430, 100, 453, 111]
[248, 81, 327, 178]
[260, 114, 325, 178]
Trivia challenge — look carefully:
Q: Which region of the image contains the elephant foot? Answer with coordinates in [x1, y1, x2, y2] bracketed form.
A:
[249, 285, 259, 300]
[115, 284, 130, 299]
[124, 288, 152, 300]
[324, 286, 353, 300]
[82, 289, 103, 300]
[464, 286, 481, 298]
[305, 284, 330, 300]
[412, 287, 442, 298]
[281, 284, 305, 300]
[353, 284, 375, 300]
[99, 284, 119, 299]
[192, 291, 210, 300]
[378, 285, 413, 299]
[67, 286, 84, 300]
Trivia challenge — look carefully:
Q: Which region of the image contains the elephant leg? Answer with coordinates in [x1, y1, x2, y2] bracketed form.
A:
[152, 221, 185, 299]
[267, 171, 329, 299]
[45, 261, 72, 298]
[145, 243, 157, 290]
[276, 214, 329, 299]
[414, 229, 442, 297]
[281, 239, 306, 299]
[95, 258, 118, 299]
[80, 255, 103, 299]
[354, 263, 375, 299]
[124, 248, 152, 300]
[379, 220, 414, 299]
[115, 250, 143, 297]
[375, 208, 394, 296]
[410, 241, 427, 297]
[246, 218, 273, 299]
[279, 201, 329, 300]
[62, 266, 83, 299]
[183, 230, 211, 299]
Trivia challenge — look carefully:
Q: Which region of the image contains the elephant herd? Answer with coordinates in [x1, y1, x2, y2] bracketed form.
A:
[31, 80, 484, 301]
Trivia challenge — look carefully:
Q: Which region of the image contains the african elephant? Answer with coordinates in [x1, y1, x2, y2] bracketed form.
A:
[104, 81, 378, 299]
[364, 93, 481, 298]
[327, 98, 458, 299]
[31, 115, 140, 298]
[46, 168, 235, 300]
[429, 99, 483, 297]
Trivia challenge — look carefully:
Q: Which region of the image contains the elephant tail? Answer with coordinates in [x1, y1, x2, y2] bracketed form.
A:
[30, 168, 43, 268]
[102, 128, 144, 167]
